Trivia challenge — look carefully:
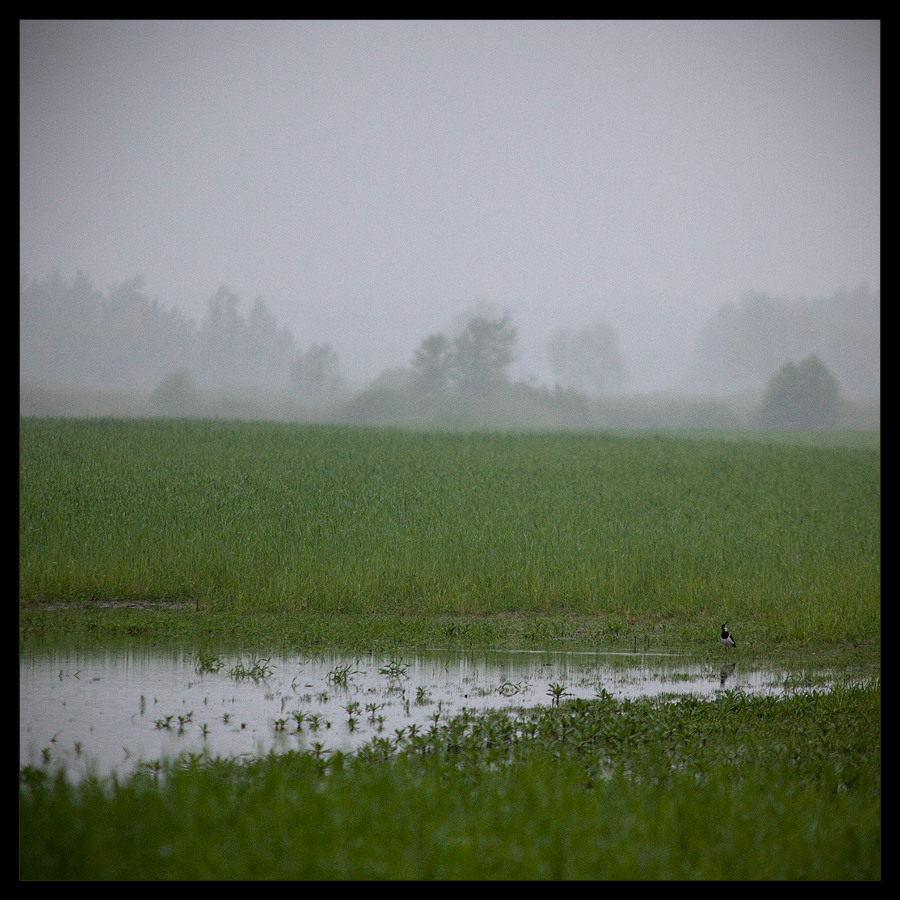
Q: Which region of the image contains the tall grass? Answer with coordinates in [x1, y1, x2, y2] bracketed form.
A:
[20, 419, 880, 643]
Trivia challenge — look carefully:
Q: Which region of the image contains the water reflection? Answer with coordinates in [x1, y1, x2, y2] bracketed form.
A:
[720, 661, 737, 688]
[20, 646, 850, 781]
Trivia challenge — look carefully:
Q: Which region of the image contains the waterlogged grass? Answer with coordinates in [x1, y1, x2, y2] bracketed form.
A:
[19, 419, 880, 879]
[20, 680, 880, 879]
[20, 418, 879, 646]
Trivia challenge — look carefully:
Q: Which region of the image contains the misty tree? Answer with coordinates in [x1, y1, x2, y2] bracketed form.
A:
[410, 333, 453, 394]
[818, 284, 881, 400]
[198, 286, 296, 387]
[100, 277, 196, 389]
[759, 355, 839, 428]
[20, 271, 104, 387]
[151, 370, 198, 416]
[404, 311, 518, 396]
[198, 286, 245, 385]
[546, 322, 627, 394]
[20, 271, 306, 394]
[449, 312, 517, 394]
[290, 343, 345, 406]
[245, 297, 296, 386]
[690, 285, 879, 398]
[19, 271, 195, 390]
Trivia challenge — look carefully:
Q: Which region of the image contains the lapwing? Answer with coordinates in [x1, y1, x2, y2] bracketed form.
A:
[720, 623, 736, 652]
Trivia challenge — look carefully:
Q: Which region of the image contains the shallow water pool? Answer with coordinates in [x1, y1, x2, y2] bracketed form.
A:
[20, 646, 852, 781]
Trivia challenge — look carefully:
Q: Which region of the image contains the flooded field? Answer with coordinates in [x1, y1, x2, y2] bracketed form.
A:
[21, 645, 856, 781]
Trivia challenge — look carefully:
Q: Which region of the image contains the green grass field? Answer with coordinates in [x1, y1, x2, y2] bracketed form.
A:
[20, 418, 879, 645]
[19, 418, 880, 879]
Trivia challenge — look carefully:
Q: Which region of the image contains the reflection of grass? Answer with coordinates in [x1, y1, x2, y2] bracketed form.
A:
[20, 419, 879, 648]
[193, 651, 224, 674]
[497, 681, 527, 697]
[20, 679, 880, 879]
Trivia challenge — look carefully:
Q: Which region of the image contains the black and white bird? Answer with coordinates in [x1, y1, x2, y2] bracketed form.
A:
[720, 623, 736, 652]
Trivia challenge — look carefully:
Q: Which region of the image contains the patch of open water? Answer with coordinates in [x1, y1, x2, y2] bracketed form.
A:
[20, 646, 857, 781]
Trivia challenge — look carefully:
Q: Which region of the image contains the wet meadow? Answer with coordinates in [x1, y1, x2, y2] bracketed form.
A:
[19, 418, 880, 878]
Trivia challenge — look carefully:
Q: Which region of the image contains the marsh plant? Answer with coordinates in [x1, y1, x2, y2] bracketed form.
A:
[229, 658, 274, 681]
[547, 682, 570, 707]
[326, 662, 358, 688]
[193, 651, 225, 675]
[380, 659, 410, 679]
[176, 713, 193, 733]
[414, 686, 431, 705]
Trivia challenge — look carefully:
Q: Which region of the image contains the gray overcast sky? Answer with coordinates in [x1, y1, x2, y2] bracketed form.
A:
[20, 20, 880, 390]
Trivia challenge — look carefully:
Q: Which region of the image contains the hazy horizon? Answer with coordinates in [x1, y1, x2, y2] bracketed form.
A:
[20, 20, 880, 392]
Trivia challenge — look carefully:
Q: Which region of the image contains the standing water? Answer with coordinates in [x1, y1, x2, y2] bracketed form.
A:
[21, 645, 853, 781]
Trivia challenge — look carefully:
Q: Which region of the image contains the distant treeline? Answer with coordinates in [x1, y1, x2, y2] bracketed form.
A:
[19, 272, 319, 394]
[20, 272, 879, 426]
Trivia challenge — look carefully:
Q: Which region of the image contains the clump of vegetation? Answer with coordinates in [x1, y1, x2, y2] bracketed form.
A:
[325, 662, 357, 688]
[379, 659, 410, 679]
